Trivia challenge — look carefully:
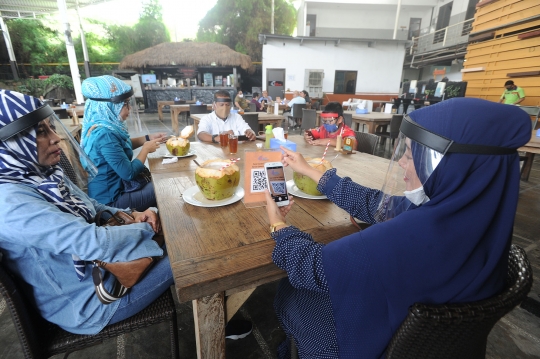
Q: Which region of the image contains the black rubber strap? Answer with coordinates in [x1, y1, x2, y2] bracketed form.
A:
[401, 115, 516, 155]
[87, 89, 134, 104]
[0, 105, 54, 141]
[214, 97, 231, 103]
[145, 134, 150, 141]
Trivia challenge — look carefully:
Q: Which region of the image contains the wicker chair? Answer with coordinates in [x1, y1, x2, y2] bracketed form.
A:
[375, 114, 403, 155]
[354, 132, 379, 155]
[292, 103, 306, 128]
[188, 104, 209, 125]
[301, 109, 317, 131]
[242, 113, 260, 133]
[0, 260, 179, 359]
[386, 244, 533, 359]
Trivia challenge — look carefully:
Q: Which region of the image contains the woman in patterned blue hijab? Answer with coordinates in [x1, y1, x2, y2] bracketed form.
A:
[81, 75, 168, 210]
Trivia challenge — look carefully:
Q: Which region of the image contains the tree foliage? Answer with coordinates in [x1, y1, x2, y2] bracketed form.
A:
[17, 74, 74, 97]
[196, 0, 297, 61]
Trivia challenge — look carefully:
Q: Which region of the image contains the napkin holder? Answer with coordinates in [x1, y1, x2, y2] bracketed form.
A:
[270, 138, 297, 153]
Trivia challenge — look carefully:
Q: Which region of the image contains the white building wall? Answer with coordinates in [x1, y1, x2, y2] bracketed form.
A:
[262, 38, 406, 94]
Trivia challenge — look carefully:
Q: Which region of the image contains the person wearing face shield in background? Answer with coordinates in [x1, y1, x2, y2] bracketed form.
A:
[80, 76, 168, 211]
[304, 101, 355, 147]
[263, 98, 531, 358]
[197, 90, 257, 143]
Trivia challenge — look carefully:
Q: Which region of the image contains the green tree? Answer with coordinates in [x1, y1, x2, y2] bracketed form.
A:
[196, 0, 297, 62]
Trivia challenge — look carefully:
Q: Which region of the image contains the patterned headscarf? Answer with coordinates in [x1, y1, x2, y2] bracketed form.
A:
[80, 75, 132, 156]
[0, 90, 94, 279]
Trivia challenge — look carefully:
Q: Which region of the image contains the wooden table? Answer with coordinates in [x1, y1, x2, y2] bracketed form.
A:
[519, 131, 540, 181]
[148, 136, 389, 357]
[351, 112, 393, 133]
[59, 118, 82, 141]
[157, 101, 175, 121]
[190, 112, 284, 135]
[170, 104, 213, 135]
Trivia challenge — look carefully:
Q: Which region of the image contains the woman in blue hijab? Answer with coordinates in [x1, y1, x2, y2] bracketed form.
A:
[265, 98, 532, 358]
[81, 75, 168, 211]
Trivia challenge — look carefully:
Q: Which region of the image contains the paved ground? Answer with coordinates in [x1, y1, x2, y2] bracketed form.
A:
[1, 111, 539, 358]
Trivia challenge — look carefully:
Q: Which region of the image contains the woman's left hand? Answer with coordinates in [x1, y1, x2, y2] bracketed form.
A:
[132, 209, 161, 233]
[150, 133, 169, 143]
[265, 190, 294, 227]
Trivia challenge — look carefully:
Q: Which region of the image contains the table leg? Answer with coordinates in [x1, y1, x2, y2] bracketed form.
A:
[158, 105, 164, 122]
[171, 110, 179, 135]
[366, 123, 376, 134]
[521, 152, 535, 181]
[193, 293, 226, 359]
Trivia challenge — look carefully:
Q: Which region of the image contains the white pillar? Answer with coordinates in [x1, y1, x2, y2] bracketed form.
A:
[57, 0, 84, 104]
[392, 0, 403, 40]
[0, 14, 19, 80]
[75, 1, 91, 78]
[271, 0, 274, 34]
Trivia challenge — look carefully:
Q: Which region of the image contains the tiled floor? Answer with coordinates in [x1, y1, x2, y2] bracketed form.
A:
[1, 112, 539, 358]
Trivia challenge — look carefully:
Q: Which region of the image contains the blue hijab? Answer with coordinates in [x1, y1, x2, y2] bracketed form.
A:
[322, 98, 531, 358]
[80, 75, 131, 159]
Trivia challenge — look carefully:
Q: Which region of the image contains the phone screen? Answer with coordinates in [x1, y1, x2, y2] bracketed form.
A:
[265, 165, 289, 203]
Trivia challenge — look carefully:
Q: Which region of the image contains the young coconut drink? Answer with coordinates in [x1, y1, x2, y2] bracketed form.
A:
[166, 125, 194, 156]
[293, 158, 333, 196]
[195, 159, 240, 200]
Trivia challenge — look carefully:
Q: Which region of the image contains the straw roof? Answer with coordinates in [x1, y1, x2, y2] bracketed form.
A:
[119, 42, 253, 71]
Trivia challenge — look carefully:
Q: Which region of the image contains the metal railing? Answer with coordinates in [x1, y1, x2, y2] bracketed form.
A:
[410, 18, 474, 55]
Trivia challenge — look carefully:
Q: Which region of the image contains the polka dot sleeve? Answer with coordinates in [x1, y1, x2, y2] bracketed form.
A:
[318, 169, 382, 224]
[271, 226, 329, 293]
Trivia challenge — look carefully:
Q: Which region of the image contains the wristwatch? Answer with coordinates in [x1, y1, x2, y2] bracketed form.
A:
[270, 221, 286, 233]
[212, 134, 219, 143]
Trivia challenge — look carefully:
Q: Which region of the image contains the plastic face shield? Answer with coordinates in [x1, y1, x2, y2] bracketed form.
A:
[0, 104, 98, 192]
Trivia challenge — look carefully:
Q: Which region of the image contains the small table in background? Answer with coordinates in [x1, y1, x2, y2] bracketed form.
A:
[190, 112, 283, 136]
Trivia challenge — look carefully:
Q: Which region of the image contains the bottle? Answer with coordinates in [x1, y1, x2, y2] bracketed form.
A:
[335, 134, 342, 151]
[264, 124, 273, 149]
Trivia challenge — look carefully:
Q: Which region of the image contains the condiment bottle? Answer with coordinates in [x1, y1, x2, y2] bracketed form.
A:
[264, 124, 273, 149]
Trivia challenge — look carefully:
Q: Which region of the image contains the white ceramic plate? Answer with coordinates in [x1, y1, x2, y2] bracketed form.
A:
[182, 185, 245, 207]
[286, 180, 327, 200]
[164, 149, 196, 158]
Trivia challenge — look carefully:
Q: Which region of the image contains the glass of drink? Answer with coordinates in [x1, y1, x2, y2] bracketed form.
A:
[219, 131, 229, 147]
[284, 131, 288, 140]
[228, 134, 238, 154]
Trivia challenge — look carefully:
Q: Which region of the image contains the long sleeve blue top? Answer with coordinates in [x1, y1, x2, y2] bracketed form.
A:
[0, 179, 162, 334]
[86, 129, 145, 205]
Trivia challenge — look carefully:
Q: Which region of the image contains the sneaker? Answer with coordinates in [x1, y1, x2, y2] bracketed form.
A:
[225, 320, 253, 340]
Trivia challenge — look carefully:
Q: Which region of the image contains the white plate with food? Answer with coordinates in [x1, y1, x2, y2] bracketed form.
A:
[286, 180, 327, 200]
[182, 185, 244, 207]
[164, 149, 196, 158]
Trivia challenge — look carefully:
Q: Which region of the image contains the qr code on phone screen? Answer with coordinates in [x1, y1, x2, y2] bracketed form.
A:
[270, 181, 286, 194]
[251, 169, 267, 193]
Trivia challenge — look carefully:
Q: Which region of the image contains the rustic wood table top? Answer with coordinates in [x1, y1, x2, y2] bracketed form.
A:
[147, 135, 390, 357]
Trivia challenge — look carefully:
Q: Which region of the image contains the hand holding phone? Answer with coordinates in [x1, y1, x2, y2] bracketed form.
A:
[264, 162, 290, 207]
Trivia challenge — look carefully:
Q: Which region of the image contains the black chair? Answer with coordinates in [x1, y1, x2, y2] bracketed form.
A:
[248, 102, 257, 113]
[320, 105, 325, 112]
[291, 103, 306, 128]
[242, 113, 260, 133]
[354, 131, 379, 155]
[375, 114, 403, 154]
[0, 259, 179, 359]
[518, 106, 540, 130]
[188, 104, 210, 125]
[386, 244, 532, 359]
[301, 109, 317, 131]
[53, 109, 68, 120]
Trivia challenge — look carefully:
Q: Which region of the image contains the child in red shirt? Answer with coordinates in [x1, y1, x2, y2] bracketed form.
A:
[304, 102, 355, 148]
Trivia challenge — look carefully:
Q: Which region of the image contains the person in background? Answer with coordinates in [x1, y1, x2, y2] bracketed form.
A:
[265, 98, 531, 358]
[234, 90, 249, 110]
[251, 92, 263, 112]
[301, 90, 311, 107]
[259, 90, 273, 104]
[304, 102, 355, 148]
[81, 75, 167, 211]
[499, 80, 526, 105]
[283, 90, 307, 128]
[197, 90, 256, 143]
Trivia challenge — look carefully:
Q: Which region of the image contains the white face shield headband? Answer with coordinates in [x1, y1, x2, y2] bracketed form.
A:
[373, 115, 517, 223]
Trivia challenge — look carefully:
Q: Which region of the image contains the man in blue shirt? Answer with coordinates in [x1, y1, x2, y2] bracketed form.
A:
[283, 90, 306, 128]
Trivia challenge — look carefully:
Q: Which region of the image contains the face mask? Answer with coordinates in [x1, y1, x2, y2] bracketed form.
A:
[214, 103, 231, 119]
[403, 186, 430, 206]
[238, 94, 243, 98]
[323, 123, 339, 133]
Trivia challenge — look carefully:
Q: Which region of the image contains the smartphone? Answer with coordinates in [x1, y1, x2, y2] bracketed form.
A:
[264, 162, 290, 207]
[305, 130, 313, 138]
[237, 135, 249, 141]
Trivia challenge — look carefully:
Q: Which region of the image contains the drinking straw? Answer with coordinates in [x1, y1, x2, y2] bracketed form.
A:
[320, 140, 331, 163]
[220, 158, 241, 171]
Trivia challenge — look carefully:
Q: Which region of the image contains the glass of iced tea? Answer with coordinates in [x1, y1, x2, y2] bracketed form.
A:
[228, 134, 238, 154]
[284, 131, 288, 140]
[219, 131, 229, 147]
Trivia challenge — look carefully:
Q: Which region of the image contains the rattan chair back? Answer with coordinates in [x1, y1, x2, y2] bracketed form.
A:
[189, 104, 209, 114]
[301, 109, 317, 131]
[343, 113, 353, 128]
[249, 102, 257, 113]
[386, 244, 532, 359]
[518, 106, 540, 130]
[242, 113, 260, 133]
[0, 260, 179, 359]
[292, 104, 306, 121]
[354, 132, 379, 154]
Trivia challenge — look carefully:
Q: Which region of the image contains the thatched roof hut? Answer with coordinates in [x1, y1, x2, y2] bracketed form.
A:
[119, 42, 253, 71]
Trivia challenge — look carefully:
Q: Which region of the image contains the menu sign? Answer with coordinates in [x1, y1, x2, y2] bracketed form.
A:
[243, 149, 282, 207]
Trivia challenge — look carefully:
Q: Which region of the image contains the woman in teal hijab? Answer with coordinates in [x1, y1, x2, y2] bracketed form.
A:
[81, 75, 168, 210]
